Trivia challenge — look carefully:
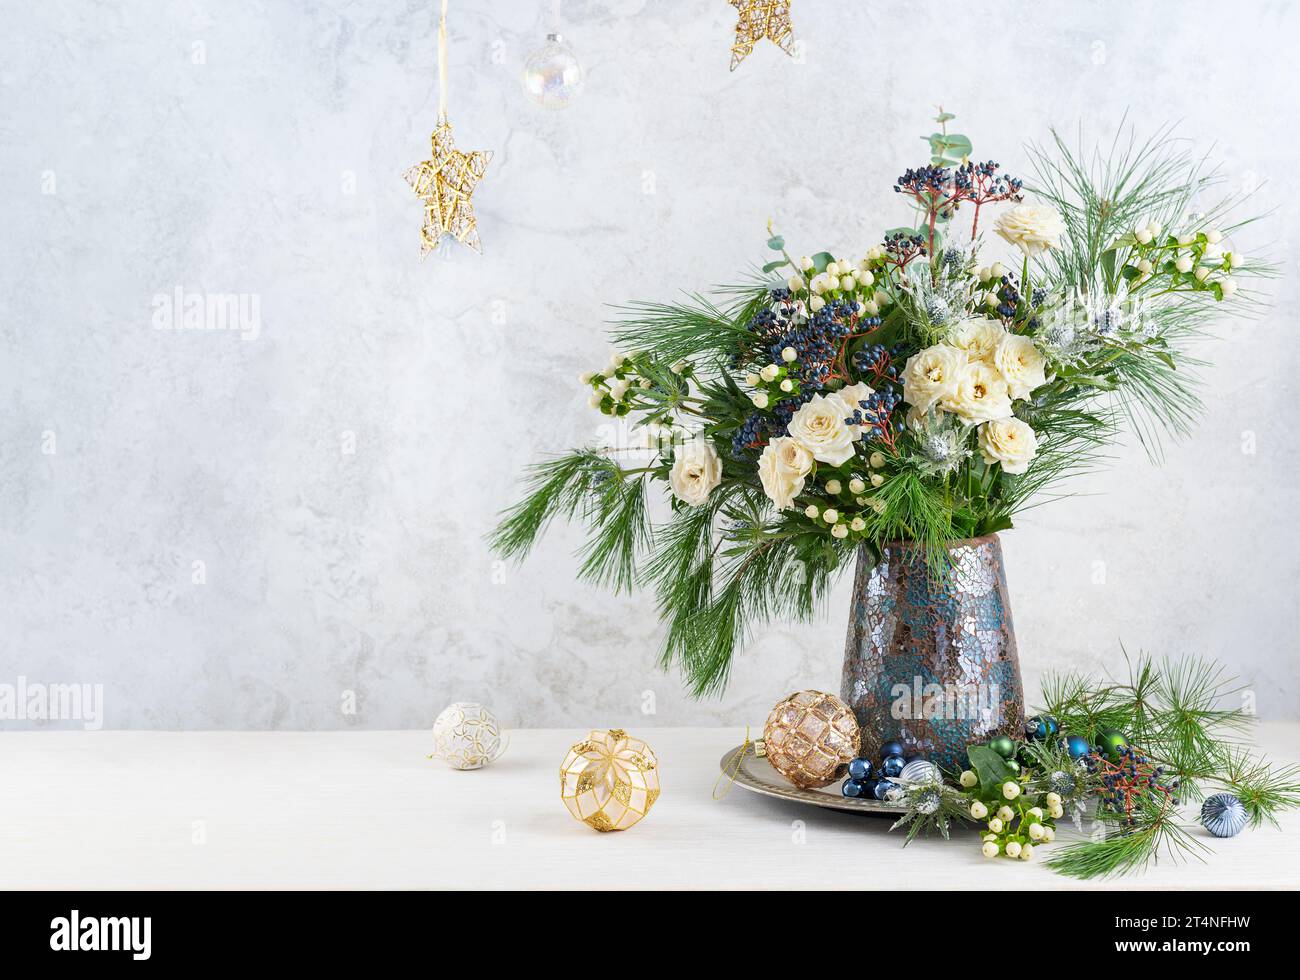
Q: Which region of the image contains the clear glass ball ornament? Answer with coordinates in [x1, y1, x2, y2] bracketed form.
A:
[522, 33, 583, 109]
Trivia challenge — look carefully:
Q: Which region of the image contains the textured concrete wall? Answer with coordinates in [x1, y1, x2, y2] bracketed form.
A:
[2, 0, 1296, 729]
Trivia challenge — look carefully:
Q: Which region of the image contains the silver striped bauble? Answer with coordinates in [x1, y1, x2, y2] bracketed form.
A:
[899, 759, 940, 785]
[1200, 793, 1248, 838]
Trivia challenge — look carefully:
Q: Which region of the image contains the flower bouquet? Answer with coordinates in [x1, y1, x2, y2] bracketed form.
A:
[492, 117, 1264, 759]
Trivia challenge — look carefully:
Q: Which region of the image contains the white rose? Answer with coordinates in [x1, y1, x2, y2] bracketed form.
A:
[668, 438, 722, 506]
[901, 344, 968, 414]
[787, 393, 858, 466]
[943, 361, 1014, 423]
[758, 437, 813, 510]
[992, 333, 1048, 401]
[993, 203, 1066, 256]
[977, 417, 1038, 474]
[948, 317, 1007, 365]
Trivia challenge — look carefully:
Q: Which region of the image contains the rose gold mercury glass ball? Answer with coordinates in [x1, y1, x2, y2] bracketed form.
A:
[762, 690, 862, 789]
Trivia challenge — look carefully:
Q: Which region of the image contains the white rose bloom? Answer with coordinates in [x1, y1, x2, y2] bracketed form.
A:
[992, 333, 1048, 401]
[948, 317, 1007, 365]
[668, 438, 722, 507]
[993, 203, 1066, 256]
[978, 418, 1039, 474]
[902, 344, 968, 414]
[787, 393, 858, 466]
[942, 361, 1014, 423]
[758, 437, 813, 510]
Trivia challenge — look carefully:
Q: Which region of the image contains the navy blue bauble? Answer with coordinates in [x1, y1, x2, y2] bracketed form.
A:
[842, 778, 868, 799]
[1200, 793, 1248, 838]
[872, 779, 895, 801]
[848, 758, 873, 782]
[1064, 735, 1091, 761]
[881, 755, 905, 778]
[880, 740, 905, 760]
[1025, 715, 1059, 741]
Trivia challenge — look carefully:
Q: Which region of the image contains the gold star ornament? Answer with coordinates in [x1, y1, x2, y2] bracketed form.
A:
[403, 118, 492, 256]
[729, 0, 795, 71]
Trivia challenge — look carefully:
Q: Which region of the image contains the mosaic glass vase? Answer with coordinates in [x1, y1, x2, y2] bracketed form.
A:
[840, 535, 1025, 773]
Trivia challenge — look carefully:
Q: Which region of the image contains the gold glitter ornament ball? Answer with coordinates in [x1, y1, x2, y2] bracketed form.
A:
[762, 690, 861, 789]
[559, 729, 661, 832]
[429, 702, 505, 770]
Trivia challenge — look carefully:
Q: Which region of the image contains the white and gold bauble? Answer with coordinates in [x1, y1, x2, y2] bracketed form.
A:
[559, 729, 660, 832]
[429, 701, 505, 770]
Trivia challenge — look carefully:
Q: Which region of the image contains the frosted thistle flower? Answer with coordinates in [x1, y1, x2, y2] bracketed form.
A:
[913, 786, 942, 815]
[909, 410, 972, 478]
[924, 295, 952, 326]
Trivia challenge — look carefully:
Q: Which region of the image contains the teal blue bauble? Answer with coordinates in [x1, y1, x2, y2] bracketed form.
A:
[1064, 735, 1091, 761]
[1025, 715, 1059, 741]
[1095, 730, 1129, 761]
[988, 736, 1016, 760]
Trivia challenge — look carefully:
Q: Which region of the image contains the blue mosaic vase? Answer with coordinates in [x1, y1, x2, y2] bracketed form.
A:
[840, 535, 1026, 773]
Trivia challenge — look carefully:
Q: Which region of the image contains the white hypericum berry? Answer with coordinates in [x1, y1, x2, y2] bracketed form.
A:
[1226, 251, 1245, 269]
[809, 296, 826, 312]
[1147, 221, 1163, 237]
[804, 505, 820, 519]
[1027, 806, 1043, 820]
[1019, 843, 1034, 861]
[1135, 228, 1153, 244]
[977, 266, 991, 282]
[988, 817, 1004, 833]
[781, 346, 798, 363]
[822, 509, 839, 524]
[1002, 782, 1021, 800]
[746, 373, 760, 387]
[870, 472, 884, 488]
[831, 524, 849, 539]
[1177, 233, 1195, 246]
[1043, 826, 1056, 842]
[826, 262, 840, 277]
[1045, 792, 1062, 807]
[824, 479, 842, 494]
[779, 379, 793, 392]
[760, 364, 779, 382]
[850, 517, 865, 532]
[579, 371, 596, 384]
[588, 393, 604, 409]
[800, 255, 814, 271]
[858, 270, 875, 288]
[639, 379, 651, 389]
[1175, 256, 1193, 273]
[970, 801, 988, 819]
[997, 806, 1014, 823]
[863, 300, 880, 316]
[671, 359, 689, 374]
[608, 352, 627, 368]
[1205, 229, 1223, 244]
[848, 477, 866, 494]
[869, 451, 886, 468]
[960, 770, 978, 788]
[990, 262, 1007, 279]
[1028, 822, 1045, 840]
[840, 275, 856, 291]
[1194, 266, 1211, 282]
[870, 499, 886, 515]
[1220, 278, 1238, 298]
[787, 275, 805, 292]
[1004, 841, 1022, 858]
[1137, 258, 1153, 274]
[982, 841, 1000, 858]
[751, 392, 769, 409]
[1049, 804, 1064, 820]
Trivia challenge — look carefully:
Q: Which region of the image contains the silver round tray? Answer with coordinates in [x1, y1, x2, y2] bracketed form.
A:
[719, 744, 907, 815]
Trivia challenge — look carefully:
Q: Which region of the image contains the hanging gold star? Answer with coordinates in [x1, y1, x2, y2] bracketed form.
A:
[402, 118, 492, 256]
[729, 0, 795, 71]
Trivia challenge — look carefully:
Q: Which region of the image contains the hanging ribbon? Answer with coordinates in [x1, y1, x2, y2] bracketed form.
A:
[712, 726, 765, 800]
[437, 0, 449, 123]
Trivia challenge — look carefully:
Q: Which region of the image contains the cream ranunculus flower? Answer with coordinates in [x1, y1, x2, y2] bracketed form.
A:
[668, 438, 722, 506]
[787, 392, 858, 466]
[993, 203, 1066, 256]
[993, 333, 1048, 401]
[978, 417, 1039, 474]
[942, 361, 1014, 423]
[758, 436, 813, 510]
[901, 344, 968, 414]
[948, 317, 1007, 365]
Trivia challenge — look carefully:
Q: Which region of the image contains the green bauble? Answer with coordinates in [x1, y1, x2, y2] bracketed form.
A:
[988, 736, 1016, 760]
[1005, 758, 1021, 774]
[1095, 730, 1129, 761]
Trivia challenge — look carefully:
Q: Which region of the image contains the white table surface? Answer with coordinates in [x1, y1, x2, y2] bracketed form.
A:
[3, 726, 1298, 890]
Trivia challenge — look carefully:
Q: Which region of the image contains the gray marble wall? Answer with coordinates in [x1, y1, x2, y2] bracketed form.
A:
[2, 0, 1297, 729]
